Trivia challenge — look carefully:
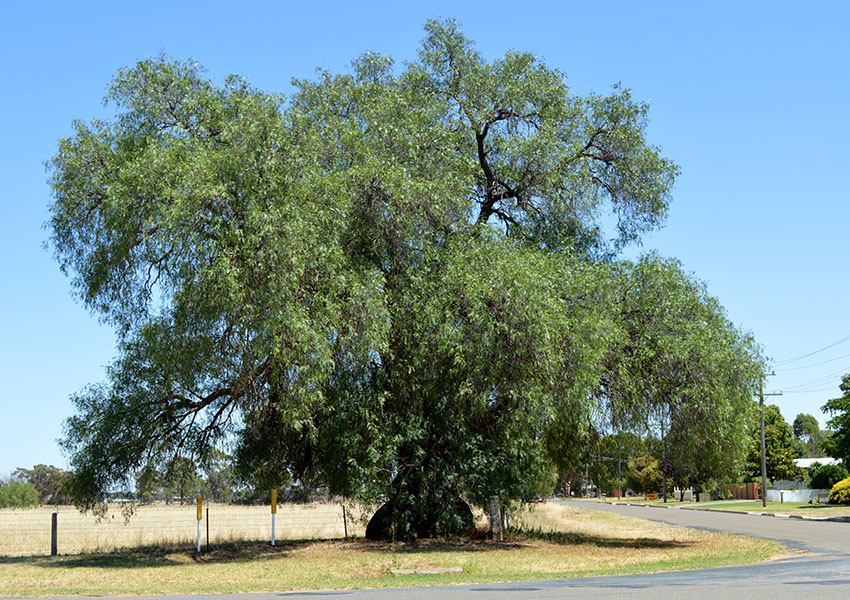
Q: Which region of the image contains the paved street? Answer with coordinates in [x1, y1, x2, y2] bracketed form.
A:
[26, 501, 850, 599]
[571, 500, 850, 555]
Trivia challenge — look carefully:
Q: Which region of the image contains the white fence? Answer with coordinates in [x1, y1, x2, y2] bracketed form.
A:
[765, 489, 828, 503]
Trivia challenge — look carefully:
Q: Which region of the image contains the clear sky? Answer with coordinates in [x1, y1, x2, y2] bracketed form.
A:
[2, 0, 849, 477]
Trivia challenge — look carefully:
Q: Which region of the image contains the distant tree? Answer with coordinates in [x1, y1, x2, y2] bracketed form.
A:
[593, 432, 647, 494]
[548, 422, 597, 497]
[201, 450, 235, 503]
[135, 465, 160, 504]
[746, 404, 804, 483]
[161, 457, 203, 505]
[0, 481, 39, 508]
[13, 465, 71, 505]
[793, 413, 823, 458]
[822, 375, 850, 465]
[625, 455, 662, 494]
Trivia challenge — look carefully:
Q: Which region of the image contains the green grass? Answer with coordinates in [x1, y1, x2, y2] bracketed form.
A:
[0, 504, 784, 596]
[688, 501, 850, 516]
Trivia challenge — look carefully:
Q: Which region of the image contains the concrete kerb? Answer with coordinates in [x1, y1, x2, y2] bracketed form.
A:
[604, 502, 677, 509]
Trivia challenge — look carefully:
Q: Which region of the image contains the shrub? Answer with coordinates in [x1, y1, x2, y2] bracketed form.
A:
[810, 464, 848, 489]
[0, 481, 39, 508]
[828, 477, 850, 504]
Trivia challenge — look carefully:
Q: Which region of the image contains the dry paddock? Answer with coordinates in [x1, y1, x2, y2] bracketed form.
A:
[0, 503, 369, 557]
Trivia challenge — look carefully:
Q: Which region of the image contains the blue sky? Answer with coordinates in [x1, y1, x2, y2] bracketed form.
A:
[1, 0, 849, 476]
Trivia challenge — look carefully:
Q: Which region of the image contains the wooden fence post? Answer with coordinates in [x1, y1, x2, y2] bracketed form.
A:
[51, 512, 58, 556]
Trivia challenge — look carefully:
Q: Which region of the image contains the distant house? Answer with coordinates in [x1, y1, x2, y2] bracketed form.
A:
[795, 457, 839, 469]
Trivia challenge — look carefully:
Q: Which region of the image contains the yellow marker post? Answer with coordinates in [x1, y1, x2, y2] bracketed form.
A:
[271, 489, 277, 546]
[196, 495, 203, 553]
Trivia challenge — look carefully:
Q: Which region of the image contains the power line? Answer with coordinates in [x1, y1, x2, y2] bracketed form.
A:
[775, 350, 850, 372]
[781, 365, 849, 391]
[772, 333, 850, 366]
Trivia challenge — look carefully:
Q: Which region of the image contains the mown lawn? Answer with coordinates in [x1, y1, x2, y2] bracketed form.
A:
[688, 501, 850, 516]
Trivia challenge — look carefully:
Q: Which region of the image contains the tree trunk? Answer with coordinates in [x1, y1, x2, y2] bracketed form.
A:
[661, 418, 668, 503]
[617, 436, 622, 500]
[596, 442, 602, 498]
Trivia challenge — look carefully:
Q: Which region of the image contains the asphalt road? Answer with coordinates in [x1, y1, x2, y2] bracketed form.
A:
[25, 501, 850, 600]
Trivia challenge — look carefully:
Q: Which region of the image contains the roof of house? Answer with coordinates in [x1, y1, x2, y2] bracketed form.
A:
[794, 457, 839, 468]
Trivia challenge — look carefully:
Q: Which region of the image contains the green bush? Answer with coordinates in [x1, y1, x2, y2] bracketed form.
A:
[0, 481, 39, 508]
[624, 455, 662, 494]
[828, 477, 850, 504]
[810, 464, 848, 489]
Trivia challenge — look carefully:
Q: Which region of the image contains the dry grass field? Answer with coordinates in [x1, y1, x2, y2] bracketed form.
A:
[0, 502, 368, 557]
[0, 502, 784, 596]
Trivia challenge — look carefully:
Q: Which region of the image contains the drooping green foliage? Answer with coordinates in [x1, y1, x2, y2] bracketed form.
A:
[822, 375, 850, 465]
[600, 255, 763, 494]
[585, 432, 647, 495]
[48, 20, 759, 537]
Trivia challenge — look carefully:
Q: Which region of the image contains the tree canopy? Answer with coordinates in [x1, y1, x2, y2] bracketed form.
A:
[597, 255, 762, 494]
[0, 481, 39, 508]
[793, 413, 824, 458]
[49, 20, 760, 537]
[822, 375, 850, 466]
[745, 404, 803, 483]
[12, 464, 70, 505]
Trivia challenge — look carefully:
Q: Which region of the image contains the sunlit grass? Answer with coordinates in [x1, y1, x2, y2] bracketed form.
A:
[691, 501, 850, 516]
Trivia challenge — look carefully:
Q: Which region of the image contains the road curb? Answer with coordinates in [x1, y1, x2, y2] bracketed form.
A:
[605, 502, 675, 509]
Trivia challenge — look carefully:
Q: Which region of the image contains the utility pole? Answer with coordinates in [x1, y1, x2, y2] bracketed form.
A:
[760, 372, 782, 508]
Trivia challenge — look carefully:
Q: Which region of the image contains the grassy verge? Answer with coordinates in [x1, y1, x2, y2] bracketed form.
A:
[0, 503, 783, 596]
[599, 496, 689, 504]
[687, 501, 850, 516]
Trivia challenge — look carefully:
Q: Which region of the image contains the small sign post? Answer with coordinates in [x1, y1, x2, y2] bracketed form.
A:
[196, 495, 203, 554]
[271, 489, 277, 547]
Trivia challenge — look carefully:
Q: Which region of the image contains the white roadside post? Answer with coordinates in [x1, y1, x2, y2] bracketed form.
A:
[196, 495, 203, 554]
[271, 489, 277, 546]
